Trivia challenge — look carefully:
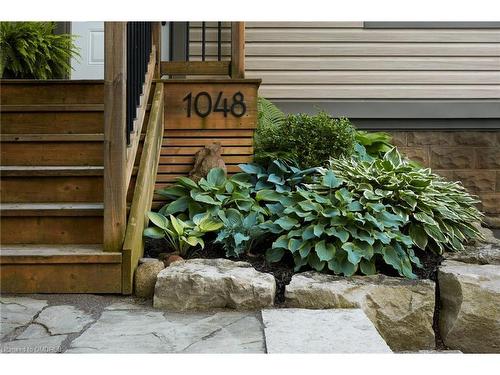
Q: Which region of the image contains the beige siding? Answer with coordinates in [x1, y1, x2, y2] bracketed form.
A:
[243, 22, 500, 99]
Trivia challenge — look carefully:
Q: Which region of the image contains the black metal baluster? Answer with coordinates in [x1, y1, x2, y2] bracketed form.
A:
[201, 22, 206, 61]
[217, 21, 222, 61]
[185, 22, 190, 61]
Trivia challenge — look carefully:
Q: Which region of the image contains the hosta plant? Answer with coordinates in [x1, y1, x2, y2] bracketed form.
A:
[156, 168, 263, 219]
[144, 212, 223, 257]
[259, 179, 419, 278]
[215, 209, 266, 257]
[239, 159, 320, 193]
[326, 147, 483, 255]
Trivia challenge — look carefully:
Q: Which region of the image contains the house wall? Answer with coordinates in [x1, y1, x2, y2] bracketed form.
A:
[243, 22, 500, 100]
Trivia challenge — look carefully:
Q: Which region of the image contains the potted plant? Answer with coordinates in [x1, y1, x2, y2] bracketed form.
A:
[0, 21, 79, 79]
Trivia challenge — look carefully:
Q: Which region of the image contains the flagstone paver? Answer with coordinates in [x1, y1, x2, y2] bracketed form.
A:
[0, 297, 47, 340]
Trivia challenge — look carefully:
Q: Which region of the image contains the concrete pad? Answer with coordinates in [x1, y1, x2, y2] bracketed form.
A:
[0, 297, 47, 339]
[67, 309, 265, 353]
[262, 308, 392, 353]
[35, 305, 94, 335]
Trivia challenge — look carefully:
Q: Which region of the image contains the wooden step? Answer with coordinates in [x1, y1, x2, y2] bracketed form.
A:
[1, 111, 103, 135]
[1, 166, 103, 204]
[0, 244, 121, 293]
[0, 166, 104, 177]
[1, 203, 103, 244]
[1, 140, 103, 166]
[0, 104, 104, 112]
[0, 80, 103, 106]
[0, 134, 104, 142]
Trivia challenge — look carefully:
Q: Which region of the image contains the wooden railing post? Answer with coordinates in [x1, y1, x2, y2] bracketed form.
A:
[152, 22, 162, 78]
[231, 22, 245, 78]
[104, 22, 127, 252]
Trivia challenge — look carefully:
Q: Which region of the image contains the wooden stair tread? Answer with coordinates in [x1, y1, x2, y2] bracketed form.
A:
[0, 244, 120, 264]
[0, 202, 104, 216]
[1, 104, 104, 112]
[0, 165, 104, 177]
[1, 134, 104, 142]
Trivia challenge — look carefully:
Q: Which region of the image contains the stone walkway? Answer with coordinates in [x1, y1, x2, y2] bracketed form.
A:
[1, 294, 391, 353]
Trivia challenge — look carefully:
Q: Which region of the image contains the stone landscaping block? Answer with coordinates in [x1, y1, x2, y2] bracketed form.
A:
[154, 258, 276, 311]
[134, 259, 165, 298]
[285, 272, 435, 351]
[261, 308, 392, 353]
[438, 260, 500, 353]
[446, 243, 500, 265]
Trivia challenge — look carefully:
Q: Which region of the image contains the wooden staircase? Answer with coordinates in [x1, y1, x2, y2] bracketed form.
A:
[0, 80, 122, 293]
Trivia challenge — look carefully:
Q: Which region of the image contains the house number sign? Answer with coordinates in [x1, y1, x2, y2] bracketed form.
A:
[163, 80, 261, 130]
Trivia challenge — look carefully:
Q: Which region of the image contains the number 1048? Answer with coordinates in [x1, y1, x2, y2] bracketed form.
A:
[182, 91, 246, 118]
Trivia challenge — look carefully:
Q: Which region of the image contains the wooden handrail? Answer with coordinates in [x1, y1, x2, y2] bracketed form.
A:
[122, 83, 164, 294]
[103, 21, 161, 253]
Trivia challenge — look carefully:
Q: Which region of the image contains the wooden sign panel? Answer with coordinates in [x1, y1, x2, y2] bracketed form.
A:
[162, 79, 260, 129]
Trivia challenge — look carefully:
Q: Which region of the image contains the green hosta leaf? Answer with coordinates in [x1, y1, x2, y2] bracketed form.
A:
[325, 227, 349, 243]
[335, 188, 353, 204]
[414, 212, 437, 226]
[315, 240, 336, 262]
[256, 189, 282, 202]
[185, 236, 204, 248]
[322, 208, 340, 218]
[272, 235, 289, 249]
[298, 200, 321, 212]
[384, 147, 402, 168]
[353, 240, 374, 260]
[190, 191, 220, 206]
[163, 196, 189, 216]
[197, 216, 224, 232]
[372, 231, 391, 245]
[275, 216, 299, 230]
[322, 170, 342, 189]
[234, 232, 250, 246]
[423, 224, 447, 243]
[382, 246, 402, 274]
[143, 226, 165, 239]
[360, 259, 376, 275]
[206, 168, 226, 187]
[313, 223, 325, 237]
[409, 223, 428, 250]
[268, 173, 284, 185]
[147, 212, 169, 230]
[302, 225, 316, 240]
[238, 163, 263, 175]
[177, 176, 199, 190]
[299, 242, 312, 258]
[288, 238, 302, 253]
[341, 242, 363, 265]
[156, 186, 187, 198]
[266, 248, 284, 263]
[347, 201, 363, 212]
[308, 252, 326, 271]
[169, 215, 184, 236]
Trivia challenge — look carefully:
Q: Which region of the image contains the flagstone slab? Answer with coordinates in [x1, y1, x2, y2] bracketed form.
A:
[35, 305, 94, 335]
[262, 308, 392, 353]
[0, 335, 67, 353]
[0, 297, 47, 339]
[67, 309, 265, 353]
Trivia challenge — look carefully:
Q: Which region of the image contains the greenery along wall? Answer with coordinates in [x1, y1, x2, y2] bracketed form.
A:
[0, 21, 79, 79]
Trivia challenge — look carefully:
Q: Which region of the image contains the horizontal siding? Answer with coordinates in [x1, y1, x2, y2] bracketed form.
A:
[244, 22, 500, 100]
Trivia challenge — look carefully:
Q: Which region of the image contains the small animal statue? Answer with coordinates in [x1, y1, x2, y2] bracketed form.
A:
[188, 142, 227, 182]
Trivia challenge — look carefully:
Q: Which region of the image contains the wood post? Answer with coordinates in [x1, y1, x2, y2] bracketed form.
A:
[152, 22, 162, 79]
[103, 22, 127, 252]
[231, 22, 245, 79]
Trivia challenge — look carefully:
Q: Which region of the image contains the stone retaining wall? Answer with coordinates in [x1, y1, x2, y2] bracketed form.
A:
[390, 130, 500, 225]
